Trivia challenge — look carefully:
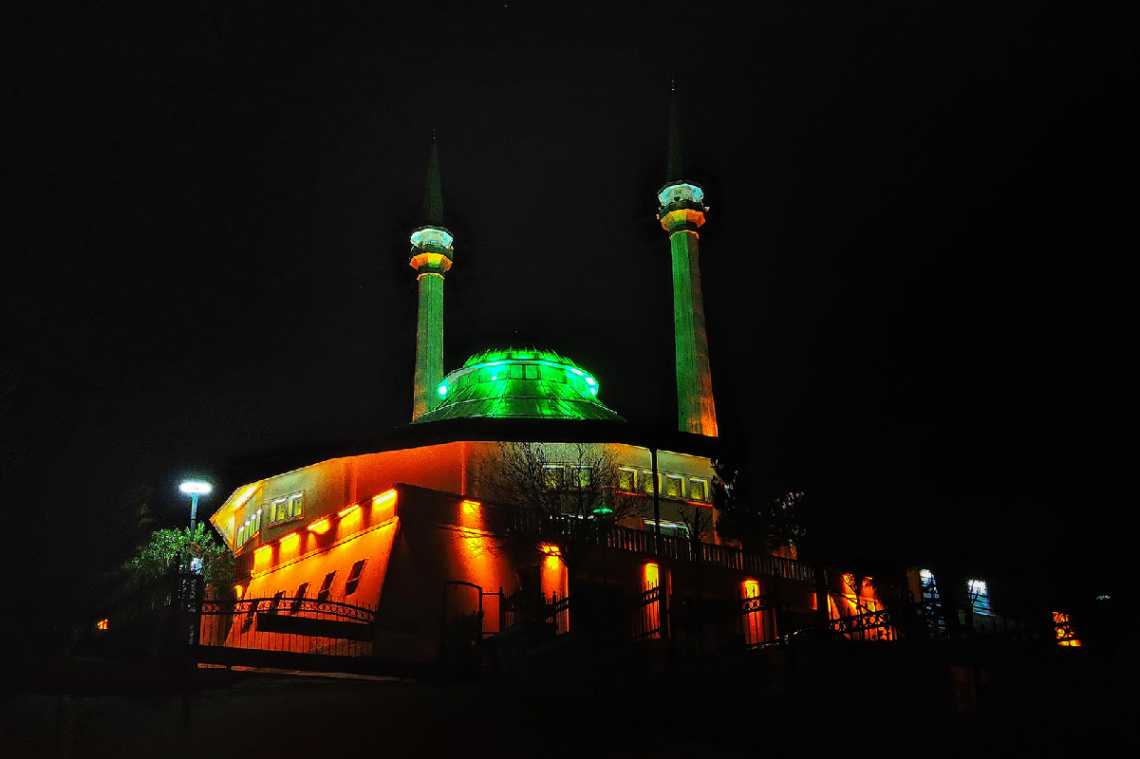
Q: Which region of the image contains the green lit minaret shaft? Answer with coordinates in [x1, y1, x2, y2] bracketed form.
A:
[656, 95, 719, 437]
[409, 136, 454, 421]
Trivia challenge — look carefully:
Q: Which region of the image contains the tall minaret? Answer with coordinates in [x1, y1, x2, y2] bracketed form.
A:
[409, 135, 454, 421]
[656, 93, 719, 437]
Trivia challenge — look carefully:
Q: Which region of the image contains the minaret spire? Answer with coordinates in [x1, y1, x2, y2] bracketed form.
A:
[655, 88, 718, 437]
[423, 131, 444, 225]
[409, 134, 455, 421]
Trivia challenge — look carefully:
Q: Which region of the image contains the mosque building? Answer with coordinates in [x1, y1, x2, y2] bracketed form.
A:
[203, 104, 877, 664]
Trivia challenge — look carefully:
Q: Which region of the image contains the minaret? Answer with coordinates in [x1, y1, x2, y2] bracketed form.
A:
[656, 93, 718, 437]
[409, 135, 454, 421]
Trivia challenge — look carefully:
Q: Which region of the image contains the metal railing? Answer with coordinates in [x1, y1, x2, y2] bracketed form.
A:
[511, 511, 815, 583]
[198, 596, 375, 656]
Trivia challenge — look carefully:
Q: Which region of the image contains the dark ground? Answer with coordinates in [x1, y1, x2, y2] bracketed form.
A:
[5, 640, 1138, 758]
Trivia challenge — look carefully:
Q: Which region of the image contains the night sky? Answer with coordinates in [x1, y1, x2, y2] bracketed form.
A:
[5, 1, 1134, 643]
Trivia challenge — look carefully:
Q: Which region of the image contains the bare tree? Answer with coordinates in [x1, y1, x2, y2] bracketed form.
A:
[472, 441, 645, 568]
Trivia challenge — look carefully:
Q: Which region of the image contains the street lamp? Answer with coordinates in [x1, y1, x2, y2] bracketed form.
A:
[179, 480, 212, 533]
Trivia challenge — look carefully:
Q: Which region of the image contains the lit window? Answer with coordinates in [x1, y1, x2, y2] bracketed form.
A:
[645, 519, 689, 539]
[688, 478, 708, 502]
[618, 467, 636, 492]
[1053, 611, 1082, 647]
[524, 364, 539, 380]
[317, 571, 337, 602]
[967, 579, 992, 616]
[570, 466, 592, 489]
[509, 363, 524, 380]
[345, 560, 366, 596]
[664, 475, 684, 498]
[272, 497, 288, 522]
[639, 470, 657, 494]
[543, 465, 564, 490]
[95, 618, 109, 630]
[288, 492, 304, 519]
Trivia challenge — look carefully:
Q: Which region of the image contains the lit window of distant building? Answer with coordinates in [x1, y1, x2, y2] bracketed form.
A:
[618, 467, 636, 492]
[1053, 611, 1082, 647]
[967, 579, 992, 616]
[664, 475, 684, 498]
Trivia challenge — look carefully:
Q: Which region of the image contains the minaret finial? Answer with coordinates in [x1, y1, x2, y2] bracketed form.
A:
[666, 87, 684, 183]
[423, 133, 444, 226]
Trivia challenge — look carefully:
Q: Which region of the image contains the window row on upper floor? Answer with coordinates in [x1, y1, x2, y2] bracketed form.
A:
[538, 464, 710, 503]
[236, 491, 305, 548]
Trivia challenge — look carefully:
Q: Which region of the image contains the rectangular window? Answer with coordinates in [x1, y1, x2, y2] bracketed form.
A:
[569, 466, 592, 489]
[664, 475, 684, 498]
[288, 492, 304, 519]
[509, 363, 524, 380]
[291, 582, 309, 614]
[317, 571, 337, 602]
[967, 579, 992, 616]
[688, 478, 708, 502]
[639, 470, 657, 494]
[345, 560, 366, 596]
[543, 465, 564, 490]
[272, 497, 288, 522]
[524, 364, 539, 380]
[618, 467, 636, 492]
[645, 519, 690, 539]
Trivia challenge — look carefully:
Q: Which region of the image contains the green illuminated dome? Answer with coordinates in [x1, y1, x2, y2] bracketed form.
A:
[412, 348, 625, 424]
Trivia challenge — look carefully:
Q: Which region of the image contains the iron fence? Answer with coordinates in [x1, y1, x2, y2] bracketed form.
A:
[511, 511, 815, 583]
[630, 586, 663, 641]
[198, 596, 375, 656]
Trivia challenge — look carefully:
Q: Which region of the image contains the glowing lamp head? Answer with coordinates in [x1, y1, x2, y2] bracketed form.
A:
[438, 383, 448, 397]
[180, 481, 212, 495]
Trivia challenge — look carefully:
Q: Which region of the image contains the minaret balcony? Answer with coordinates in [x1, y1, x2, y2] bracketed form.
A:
[410, 225, 454, 251]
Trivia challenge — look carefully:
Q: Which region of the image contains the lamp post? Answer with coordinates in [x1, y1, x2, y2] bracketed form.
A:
[179, 480, 212, 533]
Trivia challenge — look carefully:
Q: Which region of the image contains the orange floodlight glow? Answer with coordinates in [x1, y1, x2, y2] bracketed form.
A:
[253, 543, 273, 572]
[1053, 611, 1082, 647]
[540, 543, 561, 570]
[743, 579, 760, 598]
[96, 619, 108, 630]
[373, 489, 397, 507]
[234, 584, 244, 599]
[307, 517, 331, 534]
[279, 531, 299, 545]
[461, 499, 481, 517]
[338, 504, 361, 518]
[644, 562, 660, 588]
